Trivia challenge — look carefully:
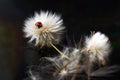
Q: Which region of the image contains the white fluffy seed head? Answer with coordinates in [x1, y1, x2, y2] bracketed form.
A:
[84, 32, 111, 64]
[23, 11, 65, 47]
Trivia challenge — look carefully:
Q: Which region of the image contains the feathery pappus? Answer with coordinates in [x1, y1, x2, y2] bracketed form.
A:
[44, 47, 82, 79]
[23, 11, 65, 47]
[84, 32, 111, 65]
[27, 70, 40, 80]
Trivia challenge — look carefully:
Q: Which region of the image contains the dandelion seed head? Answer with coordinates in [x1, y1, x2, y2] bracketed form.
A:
[84, 32, 111, 64]
[23, 11, 65, 46]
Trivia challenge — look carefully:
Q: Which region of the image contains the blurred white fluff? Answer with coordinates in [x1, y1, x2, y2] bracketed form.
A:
[91, 65, 120, 77]
[27, 69, 41, 80]
[45, 47, 81, 79]
[84, 32, 111, 65]
[23, 11, 65, 46]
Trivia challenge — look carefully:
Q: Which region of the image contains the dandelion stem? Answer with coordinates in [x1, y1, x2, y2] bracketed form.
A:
[49, 42, 70, 60]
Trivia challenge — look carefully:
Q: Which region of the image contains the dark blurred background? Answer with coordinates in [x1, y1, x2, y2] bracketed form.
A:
[0, 0, 120, 80]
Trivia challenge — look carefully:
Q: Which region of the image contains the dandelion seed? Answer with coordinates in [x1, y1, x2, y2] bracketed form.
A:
[28, 69, 39, 80]
[60, 69, 68, 76]
[84, 32, 111, 65]
[45, 47, 81, 79]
